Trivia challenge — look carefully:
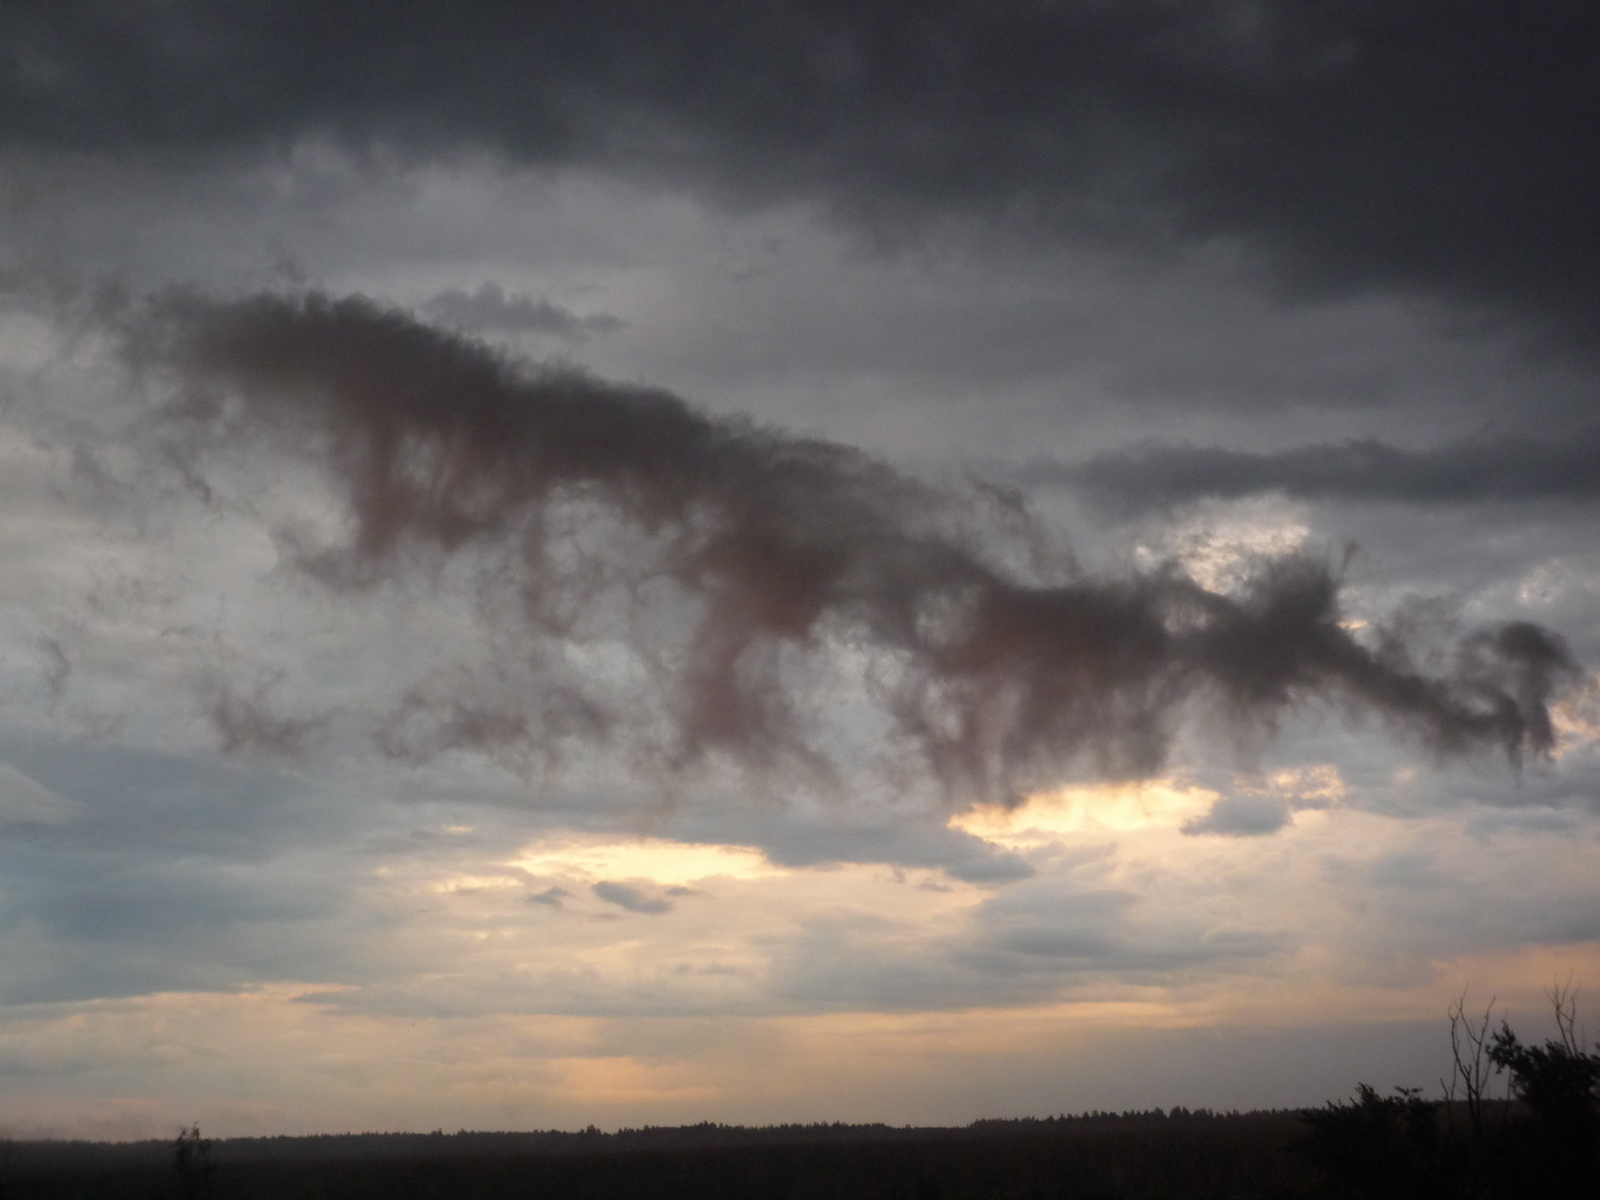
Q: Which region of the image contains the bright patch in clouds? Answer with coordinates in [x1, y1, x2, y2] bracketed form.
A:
[513, 835, 785, 887]
[1135, 498, 1313, 592]
[954, 768, 1344, 845]
[959, 781, 1218, 839]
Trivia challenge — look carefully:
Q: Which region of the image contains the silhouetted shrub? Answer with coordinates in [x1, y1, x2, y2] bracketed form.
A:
[172, 1125, 216, 1200]
[1295, 1084, 1445, 1199]
[1484, 985, 1600, 1191]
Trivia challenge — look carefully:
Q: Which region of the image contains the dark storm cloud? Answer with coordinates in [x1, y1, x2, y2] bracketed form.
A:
[126, 290, 1580, 803]
[4, 3, 1596, 338]
[1037, 429, 1600, 513]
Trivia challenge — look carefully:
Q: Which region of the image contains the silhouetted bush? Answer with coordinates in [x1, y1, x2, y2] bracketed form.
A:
[1294, 1085, 1447, 1199]
[1484, 985, 1600, 1192]
[1293, 987, 1600, 1199]
[172, 1125, 217, 1200]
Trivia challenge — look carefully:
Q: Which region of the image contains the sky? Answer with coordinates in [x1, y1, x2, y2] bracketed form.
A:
[0, 1, 1597, 1139]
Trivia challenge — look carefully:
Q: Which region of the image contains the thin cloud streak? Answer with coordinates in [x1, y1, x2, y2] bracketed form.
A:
[1035, 430, 1600, 512]
[127, 290, 1580, 802]
[419, 284, 625, 341]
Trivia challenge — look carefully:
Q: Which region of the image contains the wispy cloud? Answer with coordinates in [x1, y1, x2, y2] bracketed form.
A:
[124, 290, 1581, 803]
[1034, 430, 1600, 512]
[592, 881, 675, 914]
[419, 283, 624, 341]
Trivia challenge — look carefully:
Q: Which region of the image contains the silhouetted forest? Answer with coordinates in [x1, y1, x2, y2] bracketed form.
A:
[2, 998, 1593, 1199]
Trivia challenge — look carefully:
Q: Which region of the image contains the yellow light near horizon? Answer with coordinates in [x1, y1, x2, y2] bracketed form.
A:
[512, 834, 785, 886]
[546, 1056, 723, 1106]
[952, 779, 1219, 841]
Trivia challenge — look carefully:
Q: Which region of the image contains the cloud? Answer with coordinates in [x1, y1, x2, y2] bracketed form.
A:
[0, 737, 350, 859]
[204, 680, 330, 757]
[1038, 430, 1600, 512]
[3, 3, 1595, 341]
[962, 883, 1295, 980]
[0, 739, 400, 1004]
[592, 881, 674, 915]
[1181, 794, 1293, 837]
[120, 289, 1580, 802]
[0, 856, 350, 1005]
[658, 806, 1037, 885]
[767, 874, 1298, 1011]
[0, 761, 84, 825]
[418, 284, 624, 341]
[527, 886, 569, 910]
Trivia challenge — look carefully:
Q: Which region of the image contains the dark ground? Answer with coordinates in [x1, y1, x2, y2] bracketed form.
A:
[2, 1100, 1589, 1199]
[0, 1110, 1313, 1199]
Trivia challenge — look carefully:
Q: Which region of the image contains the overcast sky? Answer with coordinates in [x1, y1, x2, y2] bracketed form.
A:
[0, 1, 1597, 1139]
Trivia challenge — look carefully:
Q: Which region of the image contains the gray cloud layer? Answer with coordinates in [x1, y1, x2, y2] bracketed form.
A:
[3, 2, 1596, 343]
[1038, 429, 1600, 513]
[592, 880, 674, 915]
[419, 284, 624, 341]
[124, 291, 1579, 802]
[0, 740, 362, 1004]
